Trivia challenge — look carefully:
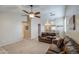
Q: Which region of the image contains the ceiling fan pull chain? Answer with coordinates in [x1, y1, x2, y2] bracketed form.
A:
[30, 5, 33, 12]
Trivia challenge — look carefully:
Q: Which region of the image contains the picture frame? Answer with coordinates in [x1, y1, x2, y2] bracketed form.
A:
[69, 15, 76, 30]
[73, 15, 75, 30]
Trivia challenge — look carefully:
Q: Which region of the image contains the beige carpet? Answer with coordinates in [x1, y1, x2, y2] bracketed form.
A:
[0, 39, 50, 54]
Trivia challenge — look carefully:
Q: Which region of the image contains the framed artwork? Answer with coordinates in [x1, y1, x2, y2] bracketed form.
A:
[69, 15, 76, 30]
[73, 15, 75, 30]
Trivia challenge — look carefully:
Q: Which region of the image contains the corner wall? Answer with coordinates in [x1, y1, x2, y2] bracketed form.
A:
[65, 5, 79, 44]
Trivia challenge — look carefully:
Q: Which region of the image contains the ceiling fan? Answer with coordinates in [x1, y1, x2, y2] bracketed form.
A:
[22, 5, 40, 18]
[50, 12, 55, 16]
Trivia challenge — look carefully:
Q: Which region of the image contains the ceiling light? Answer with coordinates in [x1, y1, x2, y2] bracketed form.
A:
[22, 5, 40, 18]
[29, 13, 34, 18]
[45, 20, 51, 25]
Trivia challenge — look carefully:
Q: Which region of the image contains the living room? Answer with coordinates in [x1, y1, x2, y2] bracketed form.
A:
[0, 5, 79, 54]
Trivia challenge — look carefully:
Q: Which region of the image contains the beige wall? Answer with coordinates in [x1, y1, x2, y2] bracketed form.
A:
[0, 10, 27, 46]
[21, 21, 31, 39]
[66, 5, 79, 44]
[31, 18, 40, 39]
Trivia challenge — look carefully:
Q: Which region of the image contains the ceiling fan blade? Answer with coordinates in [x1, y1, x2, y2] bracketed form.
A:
[50, 13, 55, 16]
[22, 10, 29, 14]
[35, 16, 40, 18]
[35, 12, 40, 15]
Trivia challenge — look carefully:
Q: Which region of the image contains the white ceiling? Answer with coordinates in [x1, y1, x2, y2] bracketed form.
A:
[0, 5, 66, 20]
[39, 5, 65, 20]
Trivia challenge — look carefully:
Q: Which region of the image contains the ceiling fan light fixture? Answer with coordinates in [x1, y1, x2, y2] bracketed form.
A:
[29, 13, 34, 18]
[22, 5, 40, 18]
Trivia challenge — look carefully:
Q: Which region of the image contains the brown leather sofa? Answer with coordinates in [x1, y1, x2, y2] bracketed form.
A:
[38, 32, 56, 44]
